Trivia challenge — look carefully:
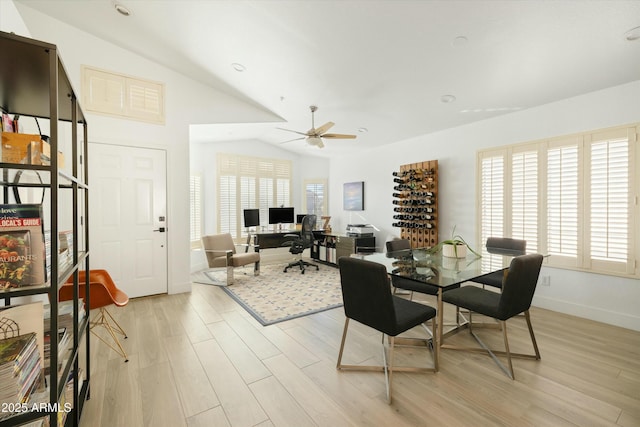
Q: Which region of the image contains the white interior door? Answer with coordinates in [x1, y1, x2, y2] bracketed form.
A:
[89, 143, 168, 298]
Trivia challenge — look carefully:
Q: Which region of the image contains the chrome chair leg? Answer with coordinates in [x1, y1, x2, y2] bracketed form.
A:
[337, 317, 436, 403]
[387, 335, 394, 404]
[336, 318, 350, 369]
[525, 310, 541, 360]
[501, 320, 514, 379]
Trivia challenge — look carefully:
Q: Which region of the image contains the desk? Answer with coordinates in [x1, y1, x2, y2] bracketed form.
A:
[253, 229, 326, 250]
[360, 249, 511, 366]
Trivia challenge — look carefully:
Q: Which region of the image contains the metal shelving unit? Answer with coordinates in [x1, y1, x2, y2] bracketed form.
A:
[0, 30, 89, 427]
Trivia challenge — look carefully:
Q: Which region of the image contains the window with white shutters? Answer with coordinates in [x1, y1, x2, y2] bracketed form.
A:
[217, 153, 292, 239]
[477, 123, 638, 277]
[304, 180, 328, 217]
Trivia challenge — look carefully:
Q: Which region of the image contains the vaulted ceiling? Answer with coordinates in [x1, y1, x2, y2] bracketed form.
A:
[14, 0, 640, 157]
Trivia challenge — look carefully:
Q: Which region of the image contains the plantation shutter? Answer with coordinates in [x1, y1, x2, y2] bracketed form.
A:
[511, 148, 538, 253]
[217, 153, 292, 238]
[259, 178, 273, 227]
[588, 128, 632, 274]
[478, 123, 638, 277]
[478, 151, 505, 270]
[189, 174, 202, 247]
[546, 139, 581, 267]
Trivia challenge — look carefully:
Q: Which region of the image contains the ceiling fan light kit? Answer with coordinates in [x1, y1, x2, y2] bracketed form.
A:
[307, 136, 324, 148]
[277, 105, 357, 149]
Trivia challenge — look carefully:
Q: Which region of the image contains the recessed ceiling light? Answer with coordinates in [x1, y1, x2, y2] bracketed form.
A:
[440, 94, 456, 103]
[452, 36, 468, 47]
[114, 3, 131, 16]
[358, 127, 368, 133]
[231, 63, 246, 72]
[624, 26, 640, 41]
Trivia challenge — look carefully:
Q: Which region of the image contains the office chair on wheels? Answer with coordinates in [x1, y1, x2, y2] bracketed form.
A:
[282, 214, 319, 274]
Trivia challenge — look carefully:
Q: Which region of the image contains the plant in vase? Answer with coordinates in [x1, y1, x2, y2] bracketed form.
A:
[428, 226, 481, 259]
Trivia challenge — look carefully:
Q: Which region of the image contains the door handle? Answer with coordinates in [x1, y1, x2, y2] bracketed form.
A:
[153, 227, 166, 232]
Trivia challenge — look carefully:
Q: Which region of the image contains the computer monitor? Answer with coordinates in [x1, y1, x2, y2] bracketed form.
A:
[243, 209, 260, 227]
[296, 214, 306, 224]
[268, 207, 294, 225]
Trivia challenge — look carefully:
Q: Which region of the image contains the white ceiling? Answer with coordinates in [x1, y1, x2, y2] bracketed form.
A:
[14, 0, 640, 157]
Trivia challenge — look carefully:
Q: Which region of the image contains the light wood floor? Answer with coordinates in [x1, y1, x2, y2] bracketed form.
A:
[78, 281, 640, 427]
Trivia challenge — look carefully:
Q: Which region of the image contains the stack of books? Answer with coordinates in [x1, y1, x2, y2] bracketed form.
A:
[0, 332, 42, 419]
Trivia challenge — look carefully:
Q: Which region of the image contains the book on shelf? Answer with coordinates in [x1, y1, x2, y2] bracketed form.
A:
[0, 204, 46, 289]
[58, 230, 73, 271]
[43, 230, 52, 281]
[1, 113, 14, 133]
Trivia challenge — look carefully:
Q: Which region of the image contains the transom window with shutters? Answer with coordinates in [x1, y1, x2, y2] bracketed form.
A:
[477, 123, 639, 277]
[217, 153, 292, 239]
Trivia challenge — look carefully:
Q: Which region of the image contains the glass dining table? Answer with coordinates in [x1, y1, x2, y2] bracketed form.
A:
[356, 248, 513, 366]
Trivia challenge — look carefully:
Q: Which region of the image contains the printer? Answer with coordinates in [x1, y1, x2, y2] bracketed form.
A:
[346, 224, 375, 237]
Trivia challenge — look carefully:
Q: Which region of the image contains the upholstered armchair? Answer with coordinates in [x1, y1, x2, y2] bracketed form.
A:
[201, 233, 260, 285]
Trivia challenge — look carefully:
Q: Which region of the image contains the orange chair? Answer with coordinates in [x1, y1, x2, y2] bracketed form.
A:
[60, 270, 129, 362]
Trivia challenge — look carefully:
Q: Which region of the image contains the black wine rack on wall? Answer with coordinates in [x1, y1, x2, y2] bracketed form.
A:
[392, 160, 438, 249]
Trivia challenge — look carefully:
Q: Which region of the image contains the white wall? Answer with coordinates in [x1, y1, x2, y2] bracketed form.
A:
[190, 138, 330, 270]
[2, 2, 281, 295]
[6, 1, 638, 330]
[329, 80, 640, 331]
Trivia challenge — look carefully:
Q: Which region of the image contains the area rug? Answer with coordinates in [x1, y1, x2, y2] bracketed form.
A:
[194, 263, 343, 326]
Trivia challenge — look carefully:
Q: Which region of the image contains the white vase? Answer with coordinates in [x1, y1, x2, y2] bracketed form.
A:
[442, 243, 467, 258]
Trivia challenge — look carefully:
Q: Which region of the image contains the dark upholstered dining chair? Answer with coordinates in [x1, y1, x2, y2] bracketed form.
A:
[336, 257, 438, 403]
[471, 237, 527, 289]
[385, 238, 439, 298]
[442, 254, 543, 379]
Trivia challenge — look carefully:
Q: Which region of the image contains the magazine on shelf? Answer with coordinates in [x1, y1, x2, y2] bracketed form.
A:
[0, 332, 42, 419]
[0, 204, 46, 289]
[0, 302, 45, 371]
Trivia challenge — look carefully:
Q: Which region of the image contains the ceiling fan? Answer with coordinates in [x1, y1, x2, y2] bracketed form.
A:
[278, 105, 356, 148]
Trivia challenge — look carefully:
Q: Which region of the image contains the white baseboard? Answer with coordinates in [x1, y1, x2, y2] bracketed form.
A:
[170, 281, 192, 295]
[532, 295, 640, 332]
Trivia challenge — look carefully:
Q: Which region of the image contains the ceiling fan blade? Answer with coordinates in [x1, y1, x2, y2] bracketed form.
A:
[278, 137, 305, 144]
[277, 127, 309, 137]
[321, 133, 357, 139]
[313, 121, 335, 135]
